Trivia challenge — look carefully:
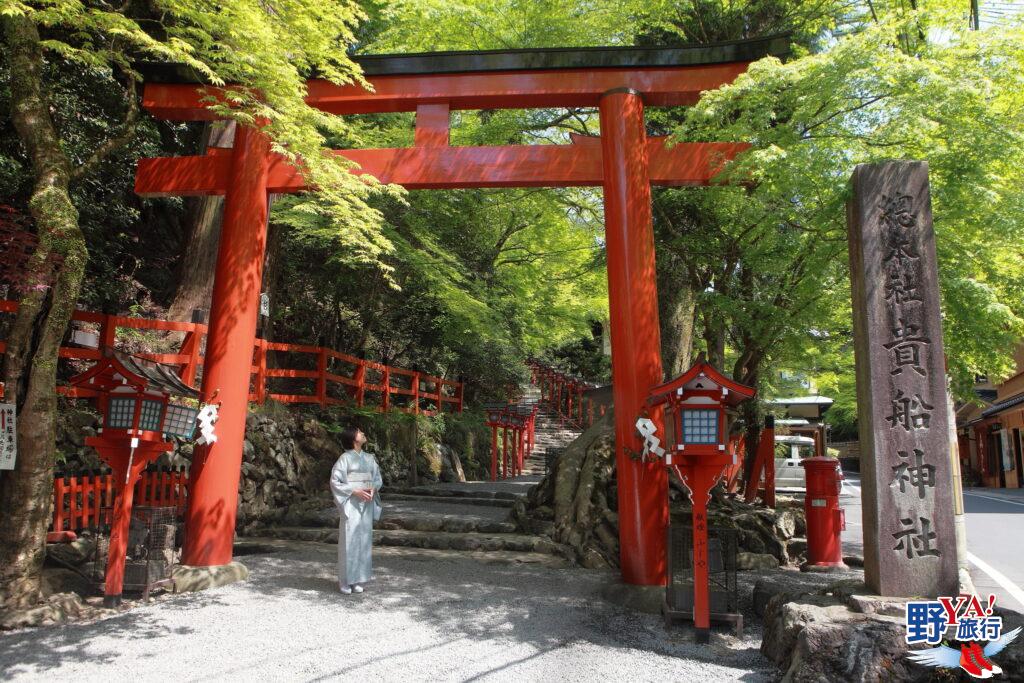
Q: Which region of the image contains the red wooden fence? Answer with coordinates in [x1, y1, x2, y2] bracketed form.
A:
[51, 466, 189, 533]
[527, 359, 602, 428]
[0, 300, 462, 414]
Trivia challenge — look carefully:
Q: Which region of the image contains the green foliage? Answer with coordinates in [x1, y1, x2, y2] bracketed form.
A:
[675, 8, 1024, 406]
[1, 0, 389, 264]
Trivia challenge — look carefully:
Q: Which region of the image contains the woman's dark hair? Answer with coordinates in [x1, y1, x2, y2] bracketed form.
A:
[340, 426, 360, 451]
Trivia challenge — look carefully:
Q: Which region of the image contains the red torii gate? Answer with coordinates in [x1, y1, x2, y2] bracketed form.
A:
[135, 37, 787, 586]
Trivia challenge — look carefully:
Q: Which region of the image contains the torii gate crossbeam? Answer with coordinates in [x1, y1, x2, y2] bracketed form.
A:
[135, 37, 788, 589]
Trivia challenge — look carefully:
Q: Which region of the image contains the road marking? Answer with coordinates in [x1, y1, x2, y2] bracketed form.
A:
[967, 552, 1024, 611]
[963, 491, 1024, 508]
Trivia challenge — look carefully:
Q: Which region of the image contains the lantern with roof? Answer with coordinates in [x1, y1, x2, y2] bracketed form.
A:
[642, 354, 755, 642]
[68, 351, 208, 606]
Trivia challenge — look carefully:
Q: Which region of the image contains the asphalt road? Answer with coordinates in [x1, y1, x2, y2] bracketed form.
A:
[839, 475, 1024, 613]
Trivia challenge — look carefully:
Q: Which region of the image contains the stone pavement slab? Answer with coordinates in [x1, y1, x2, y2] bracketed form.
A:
[0, 540, 777, 682]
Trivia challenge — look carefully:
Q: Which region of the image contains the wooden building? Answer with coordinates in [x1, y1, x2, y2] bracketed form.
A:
[957, 346, 1024, 489]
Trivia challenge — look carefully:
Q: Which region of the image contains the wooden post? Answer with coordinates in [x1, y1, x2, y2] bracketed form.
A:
[178, 330, 201, 386]
[490, 424, 498, 481]
[600, 88, 667, 586]
[502, 426, 509, 480]
[383, 367, 391, 412]
[412, 371, 421, 415]
[354, 362, 366, 407]
[183, 125, 272, 568]
[254, 340, 268, 404]
[99, 314, 116, 353]
[316, 348, 328, 408]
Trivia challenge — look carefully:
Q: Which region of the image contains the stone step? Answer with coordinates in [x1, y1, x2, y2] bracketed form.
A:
[383, 485, 522, 500]
[284, 499, 517, 533]
[379, 516, 517, 534]
[256, 526, 569, 557]
[383, 493, 516, 508]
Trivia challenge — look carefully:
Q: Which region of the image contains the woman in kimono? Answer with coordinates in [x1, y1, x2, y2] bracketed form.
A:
[330, 427, 383, 594]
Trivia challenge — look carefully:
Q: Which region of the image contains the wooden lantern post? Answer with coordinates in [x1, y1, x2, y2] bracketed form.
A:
[645, 356, 755, 642]
[68, 352, 202, 607]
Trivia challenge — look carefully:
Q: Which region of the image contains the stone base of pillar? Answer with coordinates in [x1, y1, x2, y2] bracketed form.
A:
[800, 562, 849, 574]
[171, 562, 250, 593]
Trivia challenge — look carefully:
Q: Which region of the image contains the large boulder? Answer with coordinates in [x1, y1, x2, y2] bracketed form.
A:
[759, 578, 943, 682]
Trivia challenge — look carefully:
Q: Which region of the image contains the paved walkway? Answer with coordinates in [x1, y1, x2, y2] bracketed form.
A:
[0, 540, 775, 682]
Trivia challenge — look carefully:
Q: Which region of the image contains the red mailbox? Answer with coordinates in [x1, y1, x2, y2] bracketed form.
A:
[801, 457, 846, 569]
[646, 356, 755, 642]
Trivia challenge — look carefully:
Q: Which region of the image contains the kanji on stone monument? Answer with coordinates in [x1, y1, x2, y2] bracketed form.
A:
[847, 161, 959, 598]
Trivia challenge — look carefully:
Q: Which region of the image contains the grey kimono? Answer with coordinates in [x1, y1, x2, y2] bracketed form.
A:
[330, 449, 383, 587]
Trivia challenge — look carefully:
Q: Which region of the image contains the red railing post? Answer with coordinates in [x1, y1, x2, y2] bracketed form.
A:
[501, 426, 509, 480]
[80, 472, 91, 529]
[518, 426, 526, 474]
[254, 340, 268, 404]
[764, 417, 777, 508]
[412, 372, 420, 414]
[179, 330, 201, 386]
[53, 476, 66, 532]
[94, 470, 104, 527]
[354, 362, 366, 407]
[68, 475, 79, 532]
[490, 424, 498, 481]
[382, 367, 391, 412]
[316, 348, 328, 408]
[99, 313, 116, 353]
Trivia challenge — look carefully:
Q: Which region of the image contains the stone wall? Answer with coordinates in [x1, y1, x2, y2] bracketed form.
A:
[54, 401, 489, 531]
[518, 411, 808, 570]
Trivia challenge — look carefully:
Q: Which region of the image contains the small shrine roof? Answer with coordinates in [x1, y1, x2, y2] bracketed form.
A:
[68, 351, 200, 398]
[646, 356, 755, 408]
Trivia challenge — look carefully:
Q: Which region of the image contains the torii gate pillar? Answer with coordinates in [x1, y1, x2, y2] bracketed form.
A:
[600, 89, 667, 586]
[182, 125, 272, 566]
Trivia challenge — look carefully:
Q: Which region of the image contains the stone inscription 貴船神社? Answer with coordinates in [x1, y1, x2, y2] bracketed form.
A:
[847, 161, 958, 597]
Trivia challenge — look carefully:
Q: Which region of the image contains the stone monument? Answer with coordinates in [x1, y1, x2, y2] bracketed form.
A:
[847, 161, 958, 597]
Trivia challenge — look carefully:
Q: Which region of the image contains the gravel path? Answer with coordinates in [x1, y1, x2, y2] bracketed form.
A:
[0, 540, 777, 682]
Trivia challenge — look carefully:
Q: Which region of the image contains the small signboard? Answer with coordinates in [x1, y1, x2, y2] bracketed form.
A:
[0, 403, 15, 470]
[259, 292, 270, 317]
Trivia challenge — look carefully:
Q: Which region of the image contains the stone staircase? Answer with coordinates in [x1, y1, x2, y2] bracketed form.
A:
[251, 380, 584, 566]
[519, 384, 583, 476]
[255, 480, 567, 566]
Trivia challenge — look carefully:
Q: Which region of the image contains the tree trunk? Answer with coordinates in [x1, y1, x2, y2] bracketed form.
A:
[0, 15, 90, 606]
[519, 411, 619, 569]
[658, 278, 697, 377]
[166, 121, 235, 324]
[258, 215, 285, 343]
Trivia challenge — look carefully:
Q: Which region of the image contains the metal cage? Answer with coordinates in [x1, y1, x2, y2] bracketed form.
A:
[87, 505, 179, 600]
[663, 523, 743, 637]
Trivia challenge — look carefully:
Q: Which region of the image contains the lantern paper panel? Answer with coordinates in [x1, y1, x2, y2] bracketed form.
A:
[162, 403, 198, 439]
[681, 409, 719, 445]
[107, 398, 136, 429]
[139, 399, 164, 432]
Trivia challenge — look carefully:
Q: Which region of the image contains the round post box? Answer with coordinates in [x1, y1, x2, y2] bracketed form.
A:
[801, 457, 846, 569]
